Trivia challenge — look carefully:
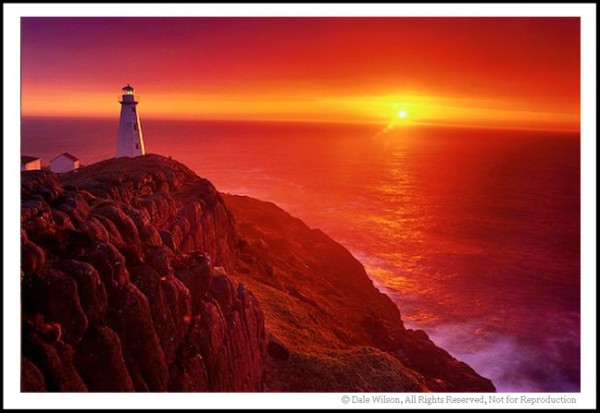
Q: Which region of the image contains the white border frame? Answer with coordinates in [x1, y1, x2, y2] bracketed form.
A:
[4, 3, 596, 410]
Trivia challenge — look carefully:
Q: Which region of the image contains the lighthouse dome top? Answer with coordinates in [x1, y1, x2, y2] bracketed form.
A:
[122, 84, 135, 94]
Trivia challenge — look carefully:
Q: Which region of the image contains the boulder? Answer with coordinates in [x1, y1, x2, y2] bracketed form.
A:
[21, 357, 46, 392]
[74, 325, 134, 391]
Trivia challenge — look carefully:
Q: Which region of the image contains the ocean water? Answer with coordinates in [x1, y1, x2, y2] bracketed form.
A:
[21, 117, 580, 392]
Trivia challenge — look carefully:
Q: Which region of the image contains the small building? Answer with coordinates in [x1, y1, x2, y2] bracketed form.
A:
[21, 156, 41, 171]
[50, 152, 80, 173]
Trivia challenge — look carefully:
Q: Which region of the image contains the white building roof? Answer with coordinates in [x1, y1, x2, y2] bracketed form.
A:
[21, 155, 40, 164]
[50, 152, 79, 163]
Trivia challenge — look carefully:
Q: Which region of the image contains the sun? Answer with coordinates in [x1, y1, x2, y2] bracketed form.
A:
[398, 110, 408, 119]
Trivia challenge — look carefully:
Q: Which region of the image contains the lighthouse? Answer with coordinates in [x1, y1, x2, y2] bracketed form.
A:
[116, 84, 146, 158]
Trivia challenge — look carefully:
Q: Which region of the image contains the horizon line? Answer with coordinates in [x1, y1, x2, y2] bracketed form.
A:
[20, 114, 580, 134]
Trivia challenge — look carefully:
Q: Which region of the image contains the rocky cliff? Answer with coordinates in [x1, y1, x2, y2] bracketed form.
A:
[21, 155, 264, 392]
[223, 194, 494, 392]
[21, 154, 494, 392]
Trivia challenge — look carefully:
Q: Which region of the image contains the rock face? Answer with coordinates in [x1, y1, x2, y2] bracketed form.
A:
[21, 154, 494, 392]
[21, 155, 265, 392]
[223, 194, 495, 392]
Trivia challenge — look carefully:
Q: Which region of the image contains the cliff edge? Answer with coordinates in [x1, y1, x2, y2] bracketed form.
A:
[21, 155, 264, 391]
[20, 154, 494, 392]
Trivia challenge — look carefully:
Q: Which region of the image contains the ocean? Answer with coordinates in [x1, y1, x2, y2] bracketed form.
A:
[21, 116, 581, 392]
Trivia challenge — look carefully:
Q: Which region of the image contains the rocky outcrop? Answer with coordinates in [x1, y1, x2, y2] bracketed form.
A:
[21, 154, 493, 392]
[21, 155, 265, 392]
[223, 194, 495, 392]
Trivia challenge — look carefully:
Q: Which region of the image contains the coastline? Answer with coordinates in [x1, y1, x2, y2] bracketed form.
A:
[20, 155, 495, 392]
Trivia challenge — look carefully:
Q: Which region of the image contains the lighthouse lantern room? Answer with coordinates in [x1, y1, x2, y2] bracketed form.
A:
[116, 84, 146, 158]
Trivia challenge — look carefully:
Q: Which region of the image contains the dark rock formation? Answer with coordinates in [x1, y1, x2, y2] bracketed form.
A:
[21, 357, 46, 392]
[74, 325, 134, 392]
[21, 154, 493, 392]
[21, 156, 264, 392]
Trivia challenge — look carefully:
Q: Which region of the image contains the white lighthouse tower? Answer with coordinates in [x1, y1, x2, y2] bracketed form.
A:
[116, 84, 146, 158]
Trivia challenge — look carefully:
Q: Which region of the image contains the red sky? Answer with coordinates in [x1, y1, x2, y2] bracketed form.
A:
[21, 17, 580, 130]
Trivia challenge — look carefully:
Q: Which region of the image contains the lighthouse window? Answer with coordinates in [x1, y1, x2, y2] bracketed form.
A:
[131, 107, 135, 112]
[136, 143, 139, 149]
[133, 123, 138, 131]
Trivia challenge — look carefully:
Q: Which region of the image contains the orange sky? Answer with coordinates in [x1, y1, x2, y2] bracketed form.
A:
[21, 17, 580, 131]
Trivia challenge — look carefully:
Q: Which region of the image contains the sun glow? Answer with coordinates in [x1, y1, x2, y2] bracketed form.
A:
[19, 18, 580, 131]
